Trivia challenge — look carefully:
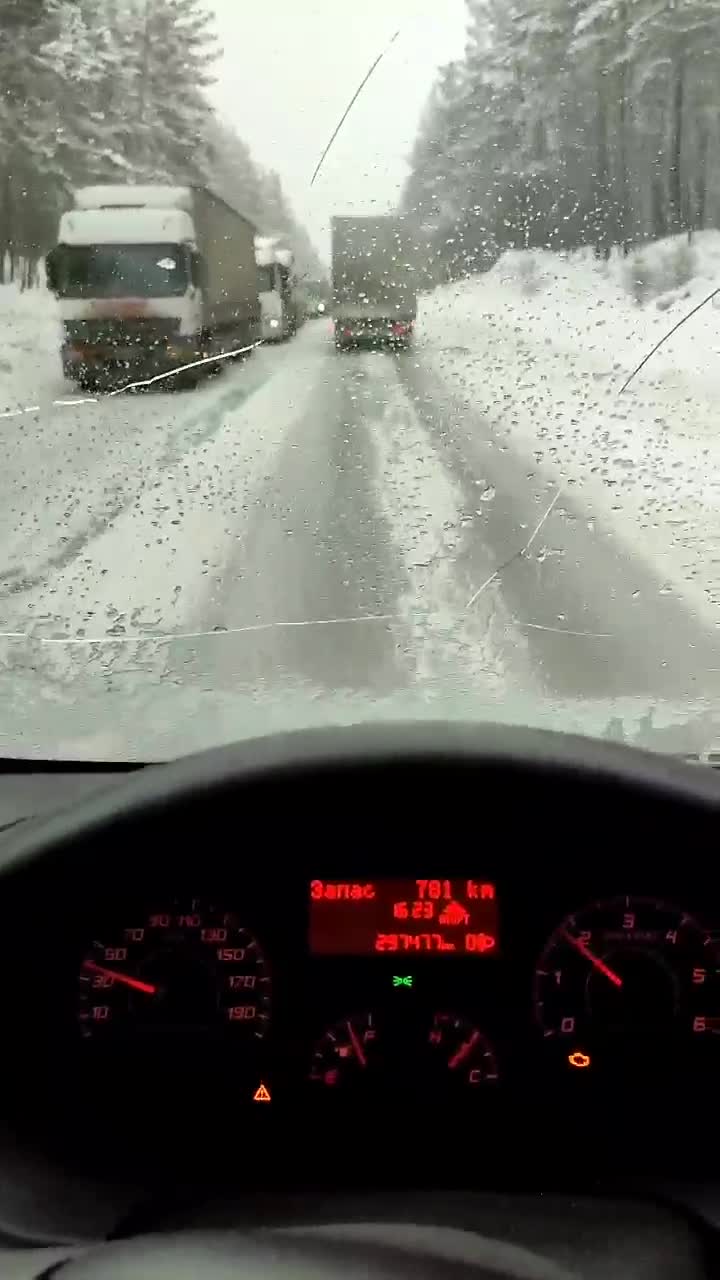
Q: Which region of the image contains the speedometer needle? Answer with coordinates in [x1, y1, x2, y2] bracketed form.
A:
[82, 960, 157, 995]
[561, 930, 623, 988]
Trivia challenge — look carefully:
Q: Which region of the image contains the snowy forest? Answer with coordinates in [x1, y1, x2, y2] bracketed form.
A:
[402, 0, 720, 281]
[0, 0, 322, 286]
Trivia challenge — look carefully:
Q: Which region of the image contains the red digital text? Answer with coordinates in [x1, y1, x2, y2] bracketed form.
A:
[309, 878, 498, 956]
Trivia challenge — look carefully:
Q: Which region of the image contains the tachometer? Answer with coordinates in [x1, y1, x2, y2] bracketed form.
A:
[77, 897, 271, 1040]
[534, 896, 720, 1043]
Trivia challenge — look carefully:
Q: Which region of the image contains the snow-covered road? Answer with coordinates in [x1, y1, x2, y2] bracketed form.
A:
[1, 313, 719, 759]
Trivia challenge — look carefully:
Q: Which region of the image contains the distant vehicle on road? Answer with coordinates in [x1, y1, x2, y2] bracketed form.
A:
[46, 184, 260, 390]
[301, 297, 328, 321]
[254, 235, 302, 341]
[331, 215, 417, 351]
[299, 279, 330, 320]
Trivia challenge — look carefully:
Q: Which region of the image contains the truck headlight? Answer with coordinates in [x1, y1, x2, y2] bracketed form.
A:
[269, 319, 280, 329]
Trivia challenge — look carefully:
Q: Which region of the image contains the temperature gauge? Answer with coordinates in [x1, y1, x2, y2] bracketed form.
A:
[426, 1011, 499, 1088]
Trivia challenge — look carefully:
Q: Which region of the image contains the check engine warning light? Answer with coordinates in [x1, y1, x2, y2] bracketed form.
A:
[309, 879, 499, 956]
[568, 1051, 591, 1069]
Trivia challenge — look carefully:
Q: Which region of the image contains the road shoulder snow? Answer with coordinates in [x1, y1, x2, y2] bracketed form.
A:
[419, 238, 720, 630]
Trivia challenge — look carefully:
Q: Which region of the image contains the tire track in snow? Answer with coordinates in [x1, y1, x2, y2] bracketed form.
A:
[0, 342, 289, 599]
[0, 331, 327, 690]
[362, 355, 537, 695]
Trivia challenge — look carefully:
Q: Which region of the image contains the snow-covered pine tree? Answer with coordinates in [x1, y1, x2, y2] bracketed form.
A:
[205, 121, 323, 278]
[146, 0, 216, 183]
[0, 0, 321, 285]
[205, 117, 266, 224]
[402, 0, 720, 268]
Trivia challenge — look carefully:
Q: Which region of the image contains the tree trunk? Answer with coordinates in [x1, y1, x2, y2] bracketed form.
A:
[667, 52, 685, 233]
[617, 76, 630, 253]
[0, 169, 12, 285]
[616, 4, 631, 254]
[593, 85, 612, 258]
[694, 125, 709, 231]
[651, 173, 666, 240]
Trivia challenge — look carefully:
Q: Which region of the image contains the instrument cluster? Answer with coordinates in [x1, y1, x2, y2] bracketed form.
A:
[69, 875, 720, 1106]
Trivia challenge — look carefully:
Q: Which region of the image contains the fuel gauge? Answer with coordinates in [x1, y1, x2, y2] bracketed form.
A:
[309, 1011, 380, 1088]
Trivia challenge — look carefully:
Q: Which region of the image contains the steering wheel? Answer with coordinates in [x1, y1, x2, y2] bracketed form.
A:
[12, 721, 719, 1280]
[45, 1222, 577, 1278]
[3, 721, 718, 881]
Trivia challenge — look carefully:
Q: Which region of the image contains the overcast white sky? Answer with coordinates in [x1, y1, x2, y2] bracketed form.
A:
[207, 0, 467, 261]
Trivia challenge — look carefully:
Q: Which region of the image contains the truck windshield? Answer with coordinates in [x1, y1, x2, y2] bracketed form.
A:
[55, 244, 188, 298]
[257, 264, 275, 292]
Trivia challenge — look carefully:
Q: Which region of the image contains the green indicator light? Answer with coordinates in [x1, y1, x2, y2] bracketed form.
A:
[393, 975, 414, 988]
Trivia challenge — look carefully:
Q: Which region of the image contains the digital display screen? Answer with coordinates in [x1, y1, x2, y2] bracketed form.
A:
[309, 879, 498, 956]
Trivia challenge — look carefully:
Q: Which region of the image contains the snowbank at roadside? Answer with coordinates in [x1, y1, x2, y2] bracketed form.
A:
[0, 282, 64, 413]
[419, 232, 720, 626]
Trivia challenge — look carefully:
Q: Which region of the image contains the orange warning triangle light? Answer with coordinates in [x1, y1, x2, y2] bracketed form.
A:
[253, 1082, 272, 1102]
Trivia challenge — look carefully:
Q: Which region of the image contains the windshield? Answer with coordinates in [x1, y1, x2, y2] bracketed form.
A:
[257, 264, 276, 293]
[2, 0, 720, 762]
[53, 245, 188, 299]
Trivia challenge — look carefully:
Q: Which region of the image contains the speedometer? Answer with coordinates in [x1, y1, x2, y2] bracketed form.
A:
[77, 897, 271, 1040]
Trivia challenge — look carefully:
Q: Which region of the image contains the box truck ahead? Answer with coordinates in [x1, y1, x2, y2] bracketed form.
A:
[331, 215, 417, 350]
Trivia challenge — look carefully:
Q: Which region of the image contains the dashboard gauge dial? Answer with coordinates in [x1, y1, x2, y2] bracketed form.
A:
[310, 1011, 380, 1087]
[77, 898, 271, 1040]
[309, 1009, 498, 1091]
[534, 896, 719, 1043]
[426, 1012, 499, 1088]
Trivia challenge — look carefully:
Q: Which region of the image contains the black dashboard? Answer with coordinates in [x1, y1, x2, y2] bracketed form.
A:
[39, 877, 720, 1149]
[0, 722, 720, 1201]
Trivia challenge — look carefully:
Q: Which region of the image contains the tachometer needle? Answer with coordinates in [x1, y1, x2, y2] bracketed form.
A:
[82, 960, 157, 995]
[346, 1019, 367, 1068]
[561, 929, 623, 988]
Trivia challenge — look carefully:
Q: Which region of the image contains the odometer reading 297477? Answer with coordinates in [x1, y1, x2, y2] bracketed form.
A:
[77, 898, 271, 1040]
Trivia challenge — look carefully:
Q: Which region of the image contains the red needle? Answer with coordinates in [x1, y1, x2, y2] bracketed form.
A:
[449, 1029, 480, 1071]
[561, 929, 623, 988]
[346, 1019, 367, 1068]
[82, 959, 157, 995]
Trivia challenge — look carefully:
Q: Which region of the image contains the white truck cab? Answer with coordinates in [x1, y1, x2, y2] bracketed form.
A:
[254, 235, 298, 342]
[47, 185, 260, 389]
